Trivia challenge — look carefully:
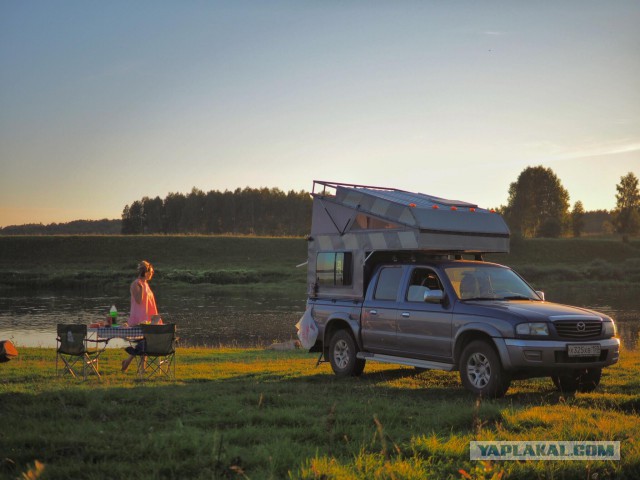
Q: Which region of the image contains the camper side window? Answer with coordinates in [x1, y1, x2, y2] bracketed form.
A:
[351, 214, 400, 230]
[316, 252, 353, 287]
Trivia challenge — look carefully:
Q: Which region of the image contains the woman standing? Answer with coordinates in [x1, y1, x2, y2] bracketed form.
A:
[128, 260, 160, 326]
[122, 261, 161, 372]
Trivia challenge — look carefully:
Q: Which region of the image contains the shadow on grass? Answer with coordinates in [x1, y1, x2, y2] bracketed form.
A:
[4, 364, 638, 479]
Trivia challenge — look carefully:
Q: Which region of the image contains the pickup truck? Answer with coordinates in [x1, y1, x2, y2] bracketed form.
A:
[309, 259, 620, 397]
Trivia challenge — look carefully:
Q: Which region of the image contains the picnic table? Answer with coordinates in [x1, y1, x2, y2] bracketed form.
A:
[88, 326, 143, 343]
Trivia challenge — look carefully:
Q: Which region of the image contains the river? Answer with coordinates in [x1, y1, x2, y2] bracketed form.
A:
[0, 287, 638, 350]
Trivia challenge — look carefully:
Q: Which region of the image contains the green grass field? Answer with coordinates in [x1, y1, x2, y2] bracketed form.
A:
[0, 235, 309, 290]
[1, 347, 639, 479]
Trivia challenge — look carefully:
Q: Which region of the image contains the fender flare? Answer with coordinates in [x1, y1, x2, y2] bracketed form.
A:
[323, 314, 362, 350]
[454, 323, 513, 370]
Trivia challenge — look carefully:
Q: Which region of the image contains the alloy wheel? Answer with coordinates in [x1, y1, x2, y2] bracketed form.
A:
[466, 352, 492, 388]
[333, 339, 350, 369]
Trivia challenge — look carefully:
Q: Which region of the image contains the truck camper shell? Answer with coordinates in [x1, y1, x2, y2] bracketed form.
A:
[307, 180, 510, 299]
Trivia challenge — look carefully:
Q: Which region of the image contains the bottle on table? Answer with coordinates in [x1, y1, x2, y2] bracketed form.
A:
[110, 305, 118, 326]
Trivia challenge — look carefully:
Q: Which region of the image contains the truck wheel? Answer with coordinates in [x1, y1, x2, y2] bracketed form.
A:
[329, 330, 365, 377]
[459, 341, 511, 398]
[551, 368, 602, 394]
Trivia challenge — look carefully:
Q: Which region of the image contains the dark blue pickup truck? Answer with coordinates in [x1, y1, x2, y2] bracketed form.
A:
[302, 181, 619, 397]
[309, 259, 619, 397]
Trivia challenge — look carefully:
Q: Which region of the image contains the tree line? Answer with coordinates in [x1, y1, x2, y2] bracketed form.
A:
[121, 187, 312, 236]
[0, 219, 121, 235]
[2, 170, 637, 238]
[500, 167, 640, 238]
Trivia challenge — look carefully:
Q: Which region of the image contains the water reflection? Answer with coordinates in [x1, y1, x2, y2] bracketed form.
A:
[0, 287, 637, 350]
[0, 288, 306, 349]
[543, 285, 640, 351]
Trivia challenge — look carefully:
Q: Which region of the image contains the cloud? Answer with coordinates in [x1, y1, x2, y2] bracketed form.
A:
[481, 31, 506, 36]
[465, 139, 640, 173]
[532, 140, 640, 163]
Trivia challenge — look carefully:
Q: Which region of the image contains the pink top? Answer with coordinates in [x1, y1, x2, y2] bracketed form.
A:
[129, 279, 158, 326]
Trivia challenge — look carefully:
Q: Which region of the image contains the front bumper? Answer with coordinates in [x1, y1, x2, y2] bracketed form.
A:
[497, 337, 620, 371]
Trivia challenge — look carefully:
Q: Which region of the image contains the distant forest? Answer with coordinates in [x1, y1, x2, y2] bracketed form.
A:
[0, 190, 614, 237]
[121, 187, 312, 236]
[0, 219, 121, 235]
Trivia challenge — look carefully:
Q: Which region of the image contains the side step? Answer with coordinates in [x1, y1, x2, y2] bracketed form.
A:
[356, 352, 454, 371]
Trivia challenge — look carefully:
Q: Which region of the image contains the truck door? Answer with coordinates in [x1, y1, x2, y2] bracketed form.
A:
[361, 266, 404, 354]
[396, 267, 453, 360]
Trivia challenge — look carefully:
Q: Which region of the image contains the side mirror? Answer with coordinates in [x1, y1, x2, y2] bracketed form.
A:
[424, 290, 444, 304]
[536, 290, 545, 301]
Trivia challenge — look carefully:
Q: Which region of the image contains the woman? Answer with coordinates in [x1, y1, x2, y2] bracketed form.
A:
[122, 261, 162, 372]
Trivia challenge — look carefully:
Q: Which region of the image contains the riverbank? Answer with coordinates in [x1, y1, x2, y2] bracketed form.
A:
[2, 346, 639, 479]
[0, 235, 308, 291]
[1, 235, 639, 291]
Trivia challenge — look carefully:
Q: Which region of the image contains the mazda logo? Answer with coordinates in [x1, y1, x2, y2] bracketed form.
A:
[577, 322, 586, 332]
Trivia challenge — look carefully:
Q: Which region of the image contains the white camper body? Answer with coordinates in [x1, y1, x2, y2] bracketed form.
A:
[306, 181, 510, 300]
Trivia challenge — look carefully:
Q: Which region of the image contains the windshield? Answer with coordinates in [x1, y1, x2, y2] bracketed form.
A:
[444, 265, 540, 301]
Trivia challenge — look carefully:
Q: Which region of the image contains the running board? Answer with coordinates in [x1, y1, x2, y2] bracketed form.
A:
[356, 352, 454, 371]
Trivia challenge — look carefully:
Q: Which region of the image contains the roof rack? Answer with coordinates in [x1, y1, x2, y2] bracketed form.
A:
[312, 180, 406, 196]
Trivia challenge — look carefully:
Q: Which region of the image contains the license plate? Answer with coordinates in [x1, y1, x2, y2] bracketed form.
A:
[568, 344, 601, 357]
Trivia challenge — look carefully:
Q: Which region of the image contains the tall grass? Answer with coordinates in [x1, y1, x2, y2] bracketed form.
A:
[1, 347, 639, 479]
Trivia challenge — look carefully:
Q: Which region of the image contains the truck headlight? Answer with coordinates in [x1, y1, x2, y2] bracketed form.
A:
[603, 321, 617, 337]
[516, 323, 549, 336]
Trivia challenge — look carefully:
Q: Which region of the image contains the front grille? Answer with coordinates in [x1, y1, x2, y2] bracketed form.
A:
[554, 320, 602, 339]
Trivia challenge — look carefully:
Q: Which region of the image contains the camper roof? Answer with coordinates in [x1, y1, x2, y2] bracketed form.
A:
[313, 181, 477, 210]
[311, 180, 510, 242]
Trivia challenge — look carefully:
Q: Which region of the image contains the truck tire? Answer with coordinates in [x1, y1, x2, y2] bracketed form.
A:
[551, 368, 602, 394]
[459, 340, 511, 398]
[328, 329, 366, 377]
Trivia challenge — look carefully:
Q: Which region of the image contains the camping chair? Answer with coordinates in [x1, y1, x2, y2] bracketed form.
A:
[135, 324, 177, 380]
[0, 340, 19, 363]
[56, 324, 107, 380]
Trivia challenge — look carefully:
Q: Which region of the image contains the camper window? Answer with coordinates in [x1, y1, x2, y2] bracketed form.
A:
[316, 252, 353, 287]
[351, 214, 400, 231]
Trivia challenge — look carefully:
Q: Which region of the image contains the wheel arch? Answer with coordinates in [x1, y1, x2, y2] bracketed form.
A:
[323, 316, 360, 358]
[454, 324, 512, 370]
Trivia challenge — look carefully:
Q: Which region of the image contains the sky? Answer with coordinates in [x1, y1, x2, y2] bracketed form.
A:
[1, 0, 639, 227]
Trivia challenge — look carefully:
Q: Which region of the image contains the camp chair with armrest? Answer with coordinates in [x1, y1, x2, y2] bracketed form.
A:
[56, 324, 107, 380]
[0, 340, 19, 363]
[135, 324, 177, 380]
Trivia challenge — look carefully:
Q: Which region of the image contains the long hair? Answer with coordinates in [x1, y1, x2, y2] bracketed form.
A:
[137, 260, 153, 278]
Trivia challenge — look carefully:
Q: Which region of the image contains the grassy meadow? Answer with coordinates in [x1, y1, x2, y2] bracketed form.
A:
[0, 235, 309, 293]
[1, 235, 639, 293]
[1, 346, 639, 479]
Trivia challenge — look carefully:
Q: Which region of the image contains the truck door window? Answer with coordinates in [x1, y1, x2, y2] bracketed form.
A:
[406, 268, 444, 302]
[374, 267, 403, 300]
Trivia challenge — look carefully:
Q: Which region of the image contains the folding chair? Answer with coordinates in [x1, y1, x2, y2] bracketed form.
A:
[56, 324, 106, 380]
[135, 324, 176, 380]
[0, 340, 19, 363]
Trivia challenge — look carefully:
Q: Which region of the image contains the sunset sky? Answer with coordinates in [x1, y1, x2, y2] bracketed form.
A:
[1, 1, 639, 227]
